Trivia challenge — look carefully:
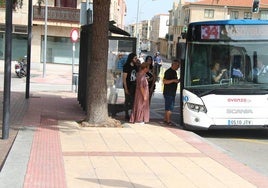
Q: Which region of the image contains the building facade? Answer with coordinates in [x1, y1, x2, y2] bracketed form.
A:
[0, 0, 127, 64]
[127, 0, 268, 60]
[0, 0, 29, 61]
[125, 14, 169, 56]
[150, 14, 169, 54]
[168, 0, 268, 59]
[140, 20, 151, 52]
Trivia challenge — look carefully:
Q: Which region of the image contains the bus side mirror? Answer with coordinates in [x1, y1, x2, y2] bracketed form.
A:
[181, 32, 187, 39]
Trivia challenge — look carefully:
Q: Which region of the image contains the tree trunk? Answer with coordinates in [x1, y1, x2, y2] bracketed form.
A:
[84, 0, 113, 126]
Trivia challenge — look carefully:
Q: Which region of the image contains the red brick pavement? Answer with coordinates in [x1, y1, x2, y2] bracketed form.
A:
[21, 93, 84, 188]
[23, 117, 67, 188]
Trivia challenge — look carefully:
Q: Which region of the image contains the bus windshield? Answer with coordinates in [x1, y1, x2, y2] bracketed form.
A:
[185, 22, 268, 90]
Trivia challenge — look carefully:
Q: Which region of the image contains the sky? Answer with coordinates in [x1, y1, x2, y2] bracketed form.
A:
[124, 0, 175, 25]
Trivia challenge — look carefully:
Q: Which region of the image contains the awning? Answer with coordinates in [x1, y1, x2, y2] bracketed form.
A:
[109, 21, 130, 36]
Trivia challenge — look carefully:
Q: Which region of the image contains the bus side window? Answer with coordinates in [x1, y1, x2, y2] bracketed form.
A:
[191, 59, 211, 85]
[190, 46, 212, 85]
[191, 59, 203, 85]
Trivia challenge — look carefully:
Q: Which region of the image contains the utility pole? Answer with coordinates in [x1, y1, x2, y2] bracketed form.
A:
[43, 0, 48, 77]
[136, 0, 140, 55]
[26, 0, 33, 99]
[2, 0, 13, 139]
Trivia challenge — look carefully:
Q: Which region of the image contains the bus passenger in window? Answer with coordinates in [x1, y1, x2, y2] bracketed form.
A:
[253, 59, 268, 76]
[211, 61, 227, 83]
[253, 58, 268, 82]
[232, 60, 243, 78]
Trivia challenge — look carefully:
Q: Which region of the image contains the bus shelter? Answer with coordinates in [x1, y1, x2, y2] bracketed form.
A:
[78, 22, 136, 115]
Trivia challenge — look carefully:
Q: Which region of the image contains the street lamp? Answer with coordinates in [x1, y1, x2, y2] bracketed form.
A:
[136, 0, 140, 55]
[43, 0, 48, 78]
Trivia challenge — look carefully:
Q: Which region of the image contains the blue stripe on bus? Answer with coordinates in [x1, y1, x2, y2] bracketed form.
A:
[189, 19, 268, 26]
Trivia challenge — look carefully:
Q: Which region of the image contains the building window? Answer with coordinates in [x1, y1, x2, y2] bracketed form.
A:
[54, 0, 77, 8]
[166, 19, 169, 26]
[0, 24, 5, 32]
[260, 11, 268, 20]
[244, 12, 252, 19]
[14, 25, 27, 33]
[230, 11, 239, 19]
[204, 9, 214, 18]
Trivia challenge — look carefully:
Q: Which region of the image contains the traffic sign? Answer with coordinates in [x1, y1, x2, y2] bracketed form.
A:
[70, 28, 79, 43]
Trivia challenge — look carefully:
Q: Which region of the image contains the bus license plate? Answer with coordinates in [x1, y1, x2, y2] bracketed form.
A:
[228, 119, 252, 126]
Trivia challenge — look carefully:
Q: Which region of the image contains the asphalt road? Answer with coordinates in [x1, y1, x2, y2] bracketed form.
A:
[197, 129, 268, 177]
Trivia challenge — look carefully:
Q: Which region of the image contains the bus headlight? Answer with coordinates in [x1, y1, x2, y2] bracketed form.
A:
[186, 102, 207, 113]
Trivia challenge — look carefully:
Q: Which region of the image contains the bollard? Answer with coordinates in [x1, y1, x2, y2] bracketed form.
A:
[72, 73, 78, 92]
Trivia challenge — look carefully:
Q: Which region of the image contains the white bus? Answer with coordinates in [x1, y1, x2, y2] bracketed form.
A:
[180, 19, 268, 130]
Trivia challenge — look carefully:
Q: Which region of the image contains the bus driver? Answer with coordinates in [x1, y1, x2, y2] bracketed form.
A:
[211, 61, 227, 83]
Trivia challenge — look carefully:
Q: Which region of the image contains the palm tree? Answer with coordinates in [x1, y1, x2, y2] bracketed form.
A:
[82, 0, 121, 127]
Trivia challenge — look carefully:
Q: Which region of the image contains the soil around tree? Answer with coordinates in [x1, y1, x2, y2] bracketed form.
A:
[80, 117, 123, 128]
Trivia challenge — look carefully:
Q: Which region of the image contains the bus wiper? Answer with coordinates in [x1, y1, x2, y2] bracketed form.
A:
[198, 89, 218, 97]
[198, 84, 230, 97]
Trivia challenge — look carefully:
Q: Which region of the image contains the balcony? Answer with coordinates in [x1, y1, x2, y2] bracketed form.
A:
[33, 5, 80, 24]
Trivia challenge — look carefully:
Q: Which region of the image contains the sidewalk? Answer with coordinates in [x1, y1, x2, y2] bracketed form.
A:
[0, 63, 268, 187]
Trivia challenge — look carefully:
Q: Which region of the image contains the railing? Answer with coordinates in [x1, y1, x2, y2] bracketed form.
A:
[33, 5, 80, 24]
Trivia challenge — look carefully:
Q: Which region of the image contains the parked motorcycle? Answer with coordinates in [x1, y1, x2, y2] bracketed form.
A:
[15, 56, 27, 78]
